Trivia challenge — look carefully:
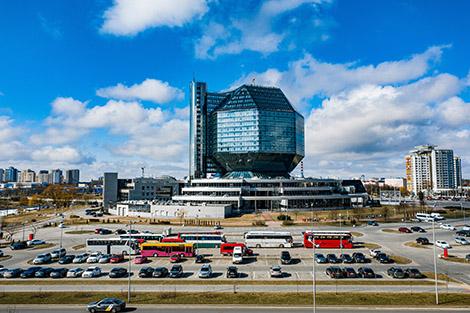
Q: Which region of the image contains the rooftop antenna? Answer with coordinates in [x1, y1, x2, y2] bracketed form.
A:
[141, 167, 145, 178]
[300, 160, 305, 178]
[252, 77, 256, 85]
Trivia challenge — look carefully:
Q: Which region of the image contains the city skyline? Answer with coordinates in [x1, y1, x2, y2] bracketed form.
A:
[1, 1, 470, 180]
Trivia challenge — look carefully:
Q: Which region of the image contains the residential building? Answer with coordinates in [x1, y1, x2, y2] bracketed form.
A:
[19, 169, 36, 183]
[0, 168, 4, 182]
[50, 169, 63, 184]
[454, 156, 462, 189]
[431, 149, 455, 192]
[36, 170, 50, 184]
[103, 172, 118, 209]
[4, 166, 19, 182]
[65, 169, 80, 185]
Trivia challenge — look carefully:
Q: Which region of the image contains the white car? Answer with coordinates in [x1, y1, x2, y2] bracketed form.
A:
[98, 254, 111, 263]
[270, 266, 283, 278]
[440, 224, 456, 231]
[73, 253, 89, 264]
[66, 268, 84, 278]
[462, 225, 470, 231]
[455, 237, 470, 245]
[82, 267, 101, 278]
[86, 252, 103, 263]
[435, 240, 452, 249]
[232, 246, 243, 264]
[26, 239, 46, 247]
[369, 249, 382, 257]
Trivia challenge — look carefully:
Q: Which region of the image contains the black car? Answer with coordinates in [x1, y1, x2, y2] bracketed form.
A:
[99, 228, 112, 235]
[376, 253, 391, 264]
[327, 254, 341, 263]
[114, 229, 126, 235]
[416, 237, 429, 245]
[342, 267, 357, 278]
[340, 254, 353, 263]
[87, 297, 126, 313]
[20, 267, 42, 278]
[314, 253, 328, 264]
[109, 267, 128, 278]
[352, 252, 367, 263]
[226, 266, 239, 278]
[59, 255, 75, 264]
[466, 254, 470, 262]
[169, 265, 183, 278]
[367, 220, 379, 226]
[35, 267, 54, 278]
[3, 268, 23, 278]
[411, 226, 426, 233]
[280, 251, 292, 265]
[387, 267, 406, 279]
[326, 266, 343, 278]
[358, 267, 375, 278]
[50, 268, 68, 278]
[195, 254, 205, 263]
[139, 267, 154, 278]
[10, 241, 27, 250]
[153, 267, 169, 278]
[456, 230, 470, 237]
[405, 268, 423, 278]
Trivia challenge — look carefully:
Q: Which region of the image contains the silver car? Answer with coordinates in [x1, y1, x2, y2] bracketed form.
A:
[66, 268, 84, 278]
[98, 254, 111, 263]
[198, 264, 213, 278]
[33, 253, 52, 265]
[455, 237, 470, 245]
[73, 253, 89, 264]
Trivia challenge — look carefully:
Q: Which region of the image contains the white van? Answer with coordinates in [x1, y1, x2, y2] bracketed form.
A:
[430, 213, 445, 221]
[232, 246, 243, 264]
[416, 213, 435, 222]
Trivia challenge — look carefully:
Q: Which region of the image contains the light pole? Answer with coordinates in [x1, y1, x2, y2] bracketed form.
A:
[127, 220, 133, 303]
[339, 213, 343, 255]
[310, 208, 316, 313]
[432, 219, 439, 305]
[59, 216, 64, 249]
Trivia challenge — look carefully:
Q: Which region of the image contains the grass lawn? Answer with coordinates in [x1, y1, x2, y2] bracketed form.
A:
[382, 229, 401, 234]
[65, 230, 95, 235]
[32, 243, 56, 250]
[0, 292, 469, 306]
[405, 241, 430, 249]
[391, 255, 412, 264]
[72, 244, 85, 250]
[440, 255, 470, 265]
[356, 242, 382, 249]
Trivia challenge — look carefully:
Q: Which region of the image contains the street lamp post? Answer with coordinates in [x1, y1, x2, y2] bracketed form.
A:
[59, 216, 64, 249]
[310, 208, 316, 313]
[127, 221, 133, 303]
[339, 213, 343, 255]
[432, 219, 439, 305]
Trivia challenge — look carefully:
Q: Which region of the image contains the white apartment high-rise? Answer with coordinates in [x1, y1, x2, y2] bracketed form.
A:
[36, 170, 50, 184]
[19, 169, 36, 183]
[406, 145, 463, 195]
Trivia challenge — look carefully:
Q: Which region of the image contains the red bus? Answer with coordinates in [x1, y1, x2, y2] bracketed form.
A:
[139, 242, 195, 257]
[220, 243, 253, 256]
[303, 231, 354, 249]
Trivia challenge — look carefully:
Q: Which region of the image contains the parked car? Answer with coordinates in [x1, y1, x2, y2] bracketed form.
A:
[340, 254, 353, 263]
[232, 247, 243, 264]
[416, 237, 429, 245]
[411, 226, 426, 233]
[10, 241, 27, 250]
[456, 230, 470, 237]
[440, 224, 456, 231]
[462, 225, 470, 231]
[87, 252, 103, 263]
[66, 268, 84, 278]
[0, 249, 3, 257]
[59, 255, 75, 264]
[20, 266, 42, 278]
[139, 267, 154, 278]
[109, 267, 128, 278]
[0, 268, 8, 278]
[314, 253, 328, 264]
[114, 229, 126, 235]
[51, 248, 66, 260]
[326, 266, 343, 279]
[169, 265, 183, 278]
[387, 267, 406, 279]
[26, 239, 46, 247]
[226, 266, 239, 278]
[399, 227, 412, 233]
[170, 254, 182, 263]
[342, 267, 357, 278]
[270, 266, 283, 278]
[3, 268, 23, 278]
[87, 298, 126, 313]
[352, 252, 367, 263]
[33, 253, 52, 265]
[376, 253, 391, 264]
[110, 254, 124, 263]
[195, 254, 206, 263]
[326, 254, 341, 263]
[465, 254, 470, 262]
[405, 268, 423, 278]
[134, 256, 148, 264]
[358, 267, 375, 278]
[435, 240, 451, 249]
[367, 220, 379, 226]
[213, 225, 223, 230]
[82, 267, 101, 278]
[35, 267, 54, 278]
[280, 251, 292, 265]
[98, 228, 112, 235]
[369, 249, 382, 258]
[198, 264, 213, 278]
[98, 254, 111, 264]
[50, 268, 68, 279]
[73, 253, 89, 263]
[153, 267, 169, 278]
[455, 237, 470, 245]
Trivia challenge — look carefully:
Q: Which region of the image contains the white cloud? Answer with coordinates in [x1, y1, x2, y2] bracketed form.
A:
[51, 97, 86, 116]
[195, 0, 330, 59]
[100, 0, 208, 36]
[96, 78, 184, 104]
[437, 97, 470, 127]
[232, 45, 450, 106]
[31, 146, 94, 164]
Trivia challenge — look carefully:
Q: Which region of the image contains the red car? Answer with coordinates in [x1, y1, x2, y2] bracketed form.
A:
[398, 227, 412, 233]
[170, 254, 182, 263]
[134, 256, 148, 264]
[110, 254, 124, 263]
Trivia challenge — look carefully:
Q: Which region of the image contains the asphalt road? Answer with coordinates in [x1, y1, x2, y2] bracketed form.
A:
[1, 306, 469, 313]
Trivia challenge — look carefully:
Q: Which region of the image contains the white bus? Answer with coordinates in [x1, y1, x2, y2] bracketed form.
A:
[86, 238, 140, 255]
[416, 213, 444, 222]
[244, 231, 293, 248]
[119, 233, 163, 243]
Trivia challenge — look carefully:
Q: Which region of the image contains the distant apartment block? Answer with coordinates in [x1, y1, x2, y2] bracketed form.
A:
[4, 167, 19, 182]
[65, 169, 80, 185]
[0, 168, 4, 182]
[19, 169, 36, 183]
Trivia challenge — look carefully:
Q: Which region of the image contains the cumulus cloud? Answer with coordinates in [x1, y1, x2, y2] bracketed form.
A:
[100, 0, 208, 36]
[195, 0, 331, 59]
[96, 78, 184, 104]
[31, 146, 94, 164]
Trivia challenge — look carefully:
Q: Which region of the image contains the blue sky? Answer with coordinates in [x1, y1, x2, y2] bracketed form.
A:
[0, 0, 469, 180]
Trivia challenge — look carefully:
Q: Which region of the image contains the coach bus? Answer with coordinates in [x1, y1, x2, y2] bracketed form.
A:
[119, 233, 163, 243]
[303, 231, 353, 249]
[166, 231, 226, 248]
[86, 238, 140, 255]
[244, 231, 293, 248]
[139, 242, 195, 258]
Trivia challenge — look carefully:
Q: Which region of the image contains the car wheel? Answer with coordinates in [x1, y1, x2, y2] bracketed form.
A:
[256, 244, 261, 248]
[279, 244, 284, 248]
[111, 308, 118, 313]
[154, 253, 158, 257]
[89, 309, 96, 313]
